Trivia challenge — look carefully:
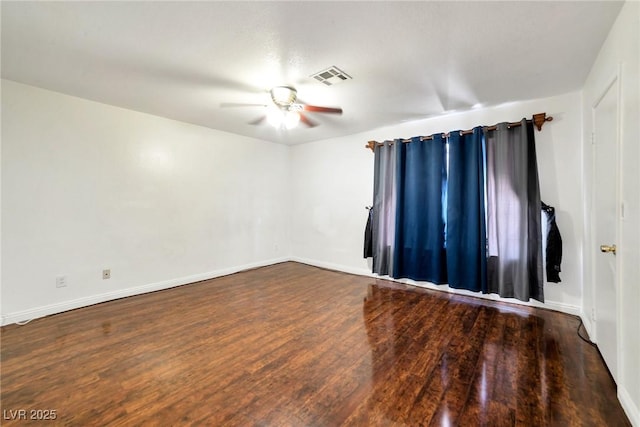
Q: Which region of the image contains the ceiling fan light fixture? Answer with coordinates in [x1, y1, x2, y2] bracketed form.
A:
[230, 84, 340, 130]
[266, 107, 300, 129]
[266, 107, 283, 128]
[270, 86, 297, 106]
[283, 111, 300, 129]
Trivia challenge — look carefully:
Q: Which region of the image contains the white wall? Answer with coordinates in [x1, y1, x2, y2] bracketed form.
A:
[291, 91, 584, 315]
[1, 80, 291, 324]
[581, 1, 640, 424]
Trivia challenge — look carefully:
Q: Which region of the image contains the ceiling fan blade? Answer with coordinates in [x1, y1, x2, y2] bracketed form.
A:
[299, 113, 318, 128]
[302, 105, 343, 114]
[249, 116, 266, 125]
[220, 102, 268, 108]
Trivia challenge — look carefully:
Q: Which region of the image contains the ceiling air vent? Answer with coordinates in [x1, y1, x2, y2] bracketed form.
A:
[311, 66, 352, 86]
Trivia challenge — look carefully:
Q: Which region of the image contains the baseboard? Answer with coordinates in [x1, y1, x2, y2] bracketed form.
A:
[1, 256, 291, 326]
[290, 256, 373, 278]
[1, 256, 582, 324]
[580, 311, 596, 343]
[619, 386, 640, 427]
[290, 257, 581, 317]
[532, 299, 581, 317]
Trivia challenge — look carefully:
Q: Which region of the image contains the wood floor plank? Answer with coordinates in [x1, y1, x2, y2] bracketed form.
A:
[0, 262, 631, 426]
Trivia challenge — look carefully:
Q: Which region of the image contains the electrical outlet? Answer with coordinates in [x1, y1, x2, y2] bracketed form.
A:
[591, 307, 596, 321]
[102, 269, 111, 280]
[56, 275, 67, 288]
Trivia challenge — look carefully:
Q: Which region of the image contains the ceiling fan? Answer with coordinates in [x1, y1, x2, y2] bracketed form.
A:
[221, 86, 343, 129]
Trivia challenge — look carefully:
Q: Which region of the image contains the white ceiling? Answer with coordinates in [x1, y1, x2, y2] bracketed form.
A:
[1, 1, 623, 145]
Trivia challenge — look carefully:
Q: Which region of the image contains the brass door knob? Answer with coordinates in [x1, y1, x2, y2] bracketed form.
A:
[600, 244, 617, 255]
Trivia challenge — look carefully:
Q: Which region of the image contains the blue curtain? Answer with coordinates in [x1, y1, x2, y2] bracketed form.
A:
[371, 120, 543, 302]
[446, 127, 487, 292]
[392, 136, 447, 283]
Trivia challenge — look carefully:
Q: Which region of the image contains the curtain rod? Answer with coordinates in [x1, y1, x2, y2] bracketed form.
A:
[365, 112, 553, 152]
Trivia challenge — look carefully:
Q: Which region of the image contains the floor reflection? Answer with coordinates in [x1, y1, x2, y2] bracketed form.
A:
[359, 280, 577, 426]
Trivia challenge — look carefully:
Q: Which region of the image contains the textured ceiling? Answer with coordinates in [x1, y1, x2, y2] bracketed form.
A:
[1, 1, 624, 145]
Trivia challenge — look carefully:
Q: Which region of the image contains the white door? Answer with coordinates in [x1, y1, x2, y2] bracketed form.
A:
[592, 74, 620, 382]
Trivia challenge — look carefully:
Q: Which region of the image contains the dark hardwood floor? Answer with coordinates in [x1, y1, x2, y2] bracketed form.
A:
[1, 262, 630, 426]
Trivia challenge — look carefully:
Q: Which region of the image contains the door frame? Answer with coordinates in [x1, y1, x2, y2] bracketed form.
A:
[589, 64, 623, 381]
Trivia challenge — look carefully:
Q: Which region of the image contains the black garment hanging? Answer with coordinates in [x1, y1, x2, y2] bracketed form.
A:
[542, 201, 562, 282]
[364, 207, 373, 258]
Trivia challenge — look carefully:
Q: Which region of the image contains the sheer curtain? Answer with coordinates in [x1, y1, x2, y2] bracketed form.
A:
[485, 120, 544, 302]
[372, 140, 397, 276]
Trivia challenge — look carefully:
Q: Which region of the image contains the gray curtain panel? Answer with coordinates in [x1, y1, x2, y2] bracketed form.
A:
[485, 120, 544, 302]
[372, 140, 397, 276]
